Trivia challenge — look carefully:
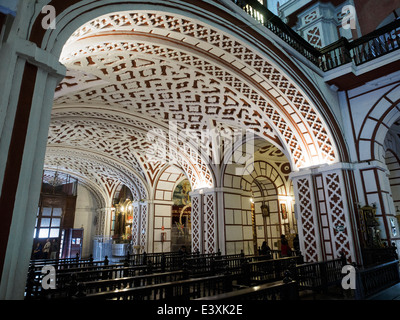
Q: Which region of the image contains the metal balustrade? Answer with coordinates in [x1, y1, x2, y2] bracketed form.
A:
[227, 0, 400, 72]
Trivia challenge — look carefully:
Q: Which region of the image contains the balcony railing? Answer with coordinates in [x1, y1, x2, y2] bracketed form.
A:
[228, 0, 400, 72]
[229, 0, 321, 67]
[320, 18, 400, 71]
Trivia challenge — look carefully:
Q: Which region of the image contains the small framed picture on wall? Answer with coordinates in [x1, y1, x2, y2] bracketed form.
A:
[281, 203, 287, 220]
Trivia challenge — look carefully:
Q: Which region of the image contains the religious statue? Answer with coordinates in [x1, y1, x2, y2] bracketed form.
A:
[114, 198, 134, 242]
[359, 205, 382, 248]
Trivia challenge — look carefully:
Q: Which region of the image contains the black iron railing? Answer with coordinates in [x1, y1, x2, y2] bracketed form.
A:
[227, 0, 400, 72]
[229, 0, 321, 66]
[320, 18, 400, 71]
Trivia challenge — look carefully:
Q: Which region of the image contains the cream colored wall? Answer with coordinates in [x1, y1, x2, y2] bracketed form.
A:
[74, 184, 98, 258]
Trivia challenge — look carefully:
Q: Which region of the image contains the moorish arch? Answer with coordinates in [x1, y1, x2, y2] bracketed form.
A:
[44, 147, 149, 203]
[24, 0, 348, 170]
[349, 84, 400, 253]
[357, 83, 400, 163]
[44, 145, 152, 251]
[150, 165, 188, 253]
[222, 140, 295, 255]
[0, 0, 355, 299]
[43, 165, 108, 208]
[220, 136, 359, 263]
[53, 10, 341, 170]
[48, 105, 214, 190]
[384, 147, 400, 216]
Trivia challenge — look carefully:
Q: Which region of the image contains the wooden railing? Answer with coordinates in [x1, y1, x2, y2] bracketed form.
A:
[81, 270, 187, 295]
[25, 250, 309, 300]
[25, 264, 150, 299]
[123, 249, 291, 274]
[26, 245, 400, 300]
[292, 257, 346, 294]
[28, 254, 108, 272]
[79, 274, 234, 300]
[195, 280, 299, 300]
[355, 260, 400, 300]
[24, 251, 302, 299]
[361, 247, 398, 267]
[227, 0, 400, 72]
[240, 256, 298, 286]
[45, 270, 187, 299]
[29, 253, 83, 266]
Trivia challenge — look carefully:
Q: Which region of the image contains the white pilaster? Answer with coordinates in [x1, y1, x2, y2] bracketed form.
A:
[0, 36, 66, 300]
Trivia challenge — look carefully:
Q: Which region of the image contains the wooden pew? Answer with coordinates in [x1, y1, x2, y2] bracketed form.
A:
[79, 270, 187, 295]
[184, 253, 262, 277]
[25, 249, 319, 300]
[25, 264, 149, 299]
[241, 256, 298, 285]
[28, 255, 107, 272]
[290, 256, 346, 296]
[78, 274, 234, 300]
[29, 253, 83, 266]
[195, 280, 299, 300]
[124, 251, 226, 272]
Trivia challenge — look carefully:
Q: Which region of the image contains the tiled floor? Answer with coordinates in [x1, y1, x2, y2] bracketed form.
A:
[366, 283, 400, 300]
[298, 287, 353, 300]
[297, 283, 400, 300]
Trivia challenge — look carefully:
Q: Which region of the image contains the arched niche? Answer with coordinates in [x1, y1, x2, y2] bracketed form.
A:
[171, 178, 192, 253]
[222, 139, 295, 255]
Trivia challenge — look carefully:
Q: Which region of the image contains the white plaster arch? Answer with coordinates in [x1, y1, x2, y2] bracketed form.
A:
[24, 0, 345, 173]
[357, 83, 400, 162]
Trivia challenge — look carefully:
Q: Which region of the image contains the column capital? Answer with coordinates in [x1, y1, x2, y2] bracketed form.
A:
[289, 162, 354, 179]
[96, 207, 112, 213]
[191, 187, 248, 195]
[4, 37, 66, 78]
[352, 160, 389, 173]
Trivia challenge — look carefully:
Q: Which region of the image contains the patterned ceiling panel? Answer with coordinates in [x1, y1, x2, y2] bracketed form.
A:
[48, 10, 339, 197]
[45, 147, 148, 201]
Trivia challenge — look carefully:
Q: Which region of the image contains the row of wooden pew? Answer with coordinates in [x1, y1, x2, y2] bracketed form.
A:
[25, 250, 346, 300]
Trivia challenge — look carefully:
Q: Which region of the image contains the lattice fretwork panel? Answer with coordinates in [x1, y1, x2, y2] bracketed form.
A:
[204, 193, 216, 253]
[324, 172, 351, 260]
[297, 178, 318, 262]
[191, 194, 201, 253]
[58, 11, 338, 169]
[140, 203, 148, 249]
[132, 204, 139, 246]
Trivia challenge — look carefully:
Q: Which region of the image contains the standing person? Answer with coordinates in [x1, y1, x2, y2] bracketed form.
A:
[280, 234, 291, 257]
[42, 239, 51, 259]
[50, 239, 58, 260]
[33, 242, 43, 260]
[261, 241, 272, 260]
[178, 245, 187, 255]
[293, 234, 300, 254]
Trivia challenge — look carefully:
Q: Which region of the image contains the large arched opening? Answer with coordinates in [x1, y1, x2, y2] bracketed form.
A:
[0, 0, 351, 298]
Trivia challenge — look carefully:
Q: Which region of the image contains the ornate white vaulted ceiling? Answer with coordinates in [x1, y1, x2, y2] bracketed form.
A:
[45, 9, 339, 202]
